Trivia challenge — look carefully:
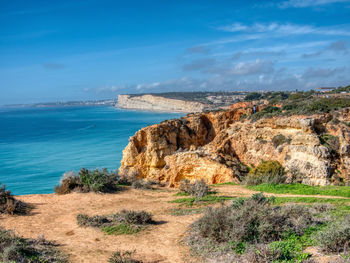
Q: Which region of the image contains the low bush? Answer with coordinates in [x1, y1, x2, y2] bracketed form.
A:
[272, 134, 290, 148]
[179, 179, 210, 198]
[187, 193, 325, 261]
[76, 214, 109, 228]
[250, 96, 350, 121]
[118, 170, 139, 186]
[244, 160, 286, 185]
[77, 210, 153, 236]
[244, 92, 262, 101]
[240, 244, 282, 263]
[0, 184, 31, 215]
[109, 250, 142, 263]
[131, 179, 153, 190]
[315, 213, 350, 253]
[118, 210, 152, 225]
[320, 134, 340, 155]
[0, 228, 67, 263]
[54, 168, 118, 194]
[250, 106, 282, 121]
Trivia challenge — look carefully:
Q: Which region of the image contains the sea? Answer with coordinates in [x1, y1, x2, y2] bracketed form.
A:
[0, 106, 183, 195]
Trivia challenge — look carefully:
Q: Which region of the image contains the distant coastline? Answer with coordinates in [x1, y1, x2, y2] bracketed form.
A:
[2, 99, 116, 108]
[115, 92, 248, 113]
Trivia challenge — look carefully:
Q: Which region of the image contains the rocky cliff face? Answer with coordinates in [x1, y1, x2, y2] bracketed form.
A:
[119, 104, 350, 186]
[115, 94, 206, 113]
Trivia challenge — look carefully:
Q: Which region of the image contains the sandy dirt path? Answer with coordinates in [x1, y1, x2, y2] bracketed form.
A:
[1, 184, 349, 263]
[0, 188, 201, 263]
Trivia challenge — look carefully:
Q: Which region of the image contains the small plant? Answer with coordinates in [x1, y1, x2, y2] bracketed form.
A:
[272, 134, 290, 148]
[187, 193, 325, 260]
[168, 208, 203, 216]
[76, 210, 153, 236]
[131, 179, 153, 190]
[178, 179, 210, 198]
[244, 160, 286, 186]
[54, 168, 119, 194]
[315, 213, 350, 253]
[320, 134, 340, 155]
[118, 210, 152, 225]
[0, 228, 68, 263]
[109, 250, 142, 263]
[102, 224, 141, 235]
[118, 170, 139, 186]
[0, 184, 31, 215]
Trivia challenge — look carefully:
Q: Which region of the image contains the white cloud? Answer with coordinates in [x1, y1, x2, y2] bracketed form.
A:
[217, 22, 350, 36]
[278, 0, 350, 8]
[228, 59, 274, 76]
[302, 67, 345, 79]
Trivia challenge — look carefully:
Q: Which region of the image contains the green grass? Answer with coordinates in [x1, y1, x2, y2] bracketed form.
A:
[274, 196, 350, 205]
[168, 208, 204, 216]
[170, 195, 236, 207]
[102, 224, 142, 235]
[247, 183, 350, 198]
[173, 192, 190, 196]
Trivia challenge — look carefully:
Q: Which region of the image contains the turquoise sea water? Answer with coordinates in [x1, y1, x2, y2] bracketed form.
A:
[0, 106, 182, 195]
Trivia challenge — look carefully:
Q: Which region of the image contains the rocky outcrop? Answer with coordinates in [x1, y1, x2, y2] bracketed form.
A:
[119, 103, 350, 186]
[115, 94, 206, 113]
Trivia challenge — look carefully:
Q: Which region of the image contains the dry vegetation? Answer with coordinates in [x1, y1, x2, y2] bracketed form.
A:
[0, 183, 31, 215]
[1, 168, 350, 262]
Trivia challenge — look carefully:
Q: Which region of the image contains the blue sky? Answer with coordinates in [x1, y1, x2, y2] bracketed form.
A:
[1, 0, 350, 104]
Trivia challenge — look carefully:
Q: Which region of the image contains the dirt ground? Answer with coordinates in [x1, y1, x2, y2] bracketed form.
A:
[0, 185, 348, 263]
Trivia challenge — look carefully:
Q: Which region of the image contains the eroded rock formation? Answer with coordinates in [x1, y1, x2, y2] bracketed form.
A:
[119, 104, 350, 186]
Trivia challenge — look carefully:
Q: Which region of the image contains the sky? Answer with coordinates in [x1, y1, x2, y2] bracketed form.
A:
[1, 0, 350, 105]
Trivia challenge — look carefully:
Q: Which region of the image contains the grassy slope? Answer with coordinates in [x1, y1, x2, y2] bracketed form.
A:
[247, 183, 350, 198]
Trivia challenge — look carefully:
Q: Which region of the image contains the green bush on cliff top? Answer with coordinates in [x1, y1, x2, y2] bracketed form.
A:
[54, 168, 119, 194]
[244, 160, 286, 186]
[187, 193, 328, 262]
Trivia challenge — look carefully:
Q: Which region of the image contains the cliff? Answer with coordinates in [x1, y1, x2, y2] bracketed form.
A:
[115, 94, 206, 113]
[119, 103, 350, 186]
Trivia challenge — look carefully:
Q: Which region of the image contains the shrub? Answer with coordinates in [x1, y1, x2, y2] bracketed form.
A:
[76, 214, 109, 228]
[187, 193, 322, 258]
[54, 168, 119, 194]
[118, 210, 152, 225]
[245, 92, 262, 101]
[315, 213, 350, 253]
[244, 160, 286, 186]
[109, 250, 142, 263]
[240, 244, 282, 263]
[320, 134, 340, 155]
[272, 134, 290, 148]
[179, 179, 210, 198]
[250, 96, 350, 121]
[0, 184, 30, 215]
[76, 210, 153, 236]
[118, 170, 139, 186]
[131, 179, 153, 190]
[0, 228, 67, 263]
